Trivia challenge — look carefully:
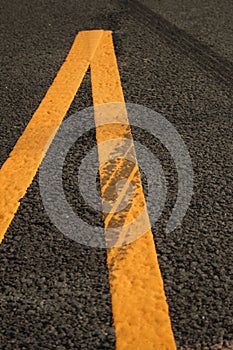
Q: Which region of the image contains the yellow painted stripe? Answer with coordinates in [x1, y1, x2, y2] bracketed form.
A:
[0, 30, 104, 243]
[91, 31, 176, 349]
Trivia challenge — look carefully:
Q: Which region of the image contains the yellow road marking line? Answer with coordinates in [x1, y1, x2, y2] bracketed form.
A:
[0, 30, 104, 243]
[91, 31, 176, 349]
[0, 30, 176, 349]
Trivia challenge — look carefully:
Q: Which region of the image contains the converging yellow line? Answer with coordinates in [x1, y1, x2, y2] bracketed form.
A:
[91, 31, 176, 350]
[0, 30, 103, 243]
[0, 30, 176, 349]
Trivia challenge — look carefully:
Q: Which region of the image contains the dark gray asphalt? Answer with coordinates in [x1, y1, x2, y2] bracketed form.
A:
[140, 0, 233, 63]
[0, 0, 233, 349]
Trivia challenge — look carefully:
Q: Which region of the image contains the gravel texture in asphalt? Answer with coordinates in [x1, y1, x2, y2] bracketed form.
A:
[0, 0, 232, 349]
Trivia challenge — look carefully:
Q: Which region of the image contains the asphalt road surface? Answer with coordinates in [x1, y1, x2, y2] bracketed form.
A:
[0, 0, 232, 349]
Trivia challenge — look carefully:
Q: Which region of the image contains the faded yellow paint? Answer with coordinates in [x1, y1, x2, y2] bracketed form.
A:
[91, 31, 176, 349]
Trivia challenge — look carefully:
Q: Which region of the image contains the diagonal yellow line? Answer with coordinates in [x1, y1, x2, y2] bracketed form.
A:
[91, 31, 176, 349]
[0, 30, 104, 243]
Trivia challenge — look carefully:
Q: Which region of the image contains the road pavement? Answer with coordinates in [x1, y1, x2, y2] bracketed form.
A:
[0, 0, 232, 349]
